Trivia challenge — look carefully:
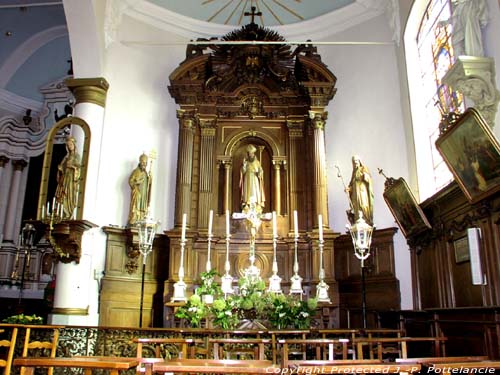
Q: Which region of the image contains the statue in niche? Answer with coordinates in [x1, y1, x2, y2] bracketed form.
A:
[55, 136, 81, 219]
[346, 155, 374, 225]
[128, 153, 151, 226]
[450, 0, 488, 57]
[240, 144, 265, 213]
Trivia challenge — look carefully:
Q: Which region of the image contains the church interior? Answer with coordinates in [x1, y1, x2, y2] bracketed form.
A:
[1, 0, 500, 372]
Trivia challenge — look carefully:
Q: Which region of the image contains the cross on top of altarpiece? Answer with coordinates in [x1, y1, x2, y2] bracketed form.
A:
[244, 6, 262, 25]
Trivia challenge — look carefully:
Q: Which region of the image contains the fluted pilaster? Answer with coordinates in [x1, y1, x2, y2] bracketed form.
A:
[198, 117, 217, 229]
[287, 119, 304, 230]
[175, 109, 196, 228]
[4, 159, 28, 241]
[309, 110, 329, 229]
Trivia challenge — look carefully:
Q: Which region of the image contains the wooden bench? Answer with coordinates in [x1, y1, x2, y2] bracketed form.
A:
[151, 359, 275, 374]
[279, 338, 350, 367]
[13, 356, 139, 375]
[208, 338, 271, 360]
[396, 356, 488, 364]
[354, 336, 447, 359]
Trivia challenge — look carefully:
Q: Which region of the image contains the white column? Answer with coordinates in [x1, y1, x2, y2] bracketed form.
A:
[49, 78, 108, 326]
[4, 160, 27, 241]
[0, 156, 10, 243]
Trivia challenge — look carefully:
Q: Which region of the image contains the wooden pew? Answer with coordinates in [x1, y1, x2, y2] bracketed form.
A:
[151, 359, 275, 374]
[279, 338, 350, 368]
[354, 336, 447, 360]
[396, 356, 488, 364]
[14, 357, 139, 375]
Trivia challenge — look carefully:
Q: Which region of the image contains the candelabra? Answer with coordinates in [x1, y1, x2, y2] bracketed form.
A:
[136, 217, 158, 327]
[289, 231, 303, 297]
[221, 232, 234, 295]
[268, 212, 282, 293]
[315, 237, 330, 302]
[172, 236, 188, 302]
[347, 212, 374, 329]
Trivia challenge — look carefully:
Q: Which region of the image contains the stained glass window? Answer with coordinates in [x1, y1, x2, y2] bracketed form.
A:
[415, 0, 463, 192]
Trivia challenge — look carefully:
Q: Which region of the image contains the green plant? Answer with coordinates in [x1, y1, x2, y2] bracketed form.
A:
[174, 294, 207, 328]
[210, 296, 239, 330]
[196, 269, 222, 297]
[267, 295, 318, 329]
[2, 313, 43, 325]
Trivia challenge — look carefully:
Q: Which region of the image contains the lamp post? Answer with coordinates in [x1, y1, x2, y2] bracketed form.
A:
[346, 212, 374, 329]
[136, 217, 158, 328]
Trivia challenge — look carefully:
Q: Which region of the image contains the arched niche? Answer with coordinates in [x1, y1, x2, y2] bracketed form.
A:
[37, 117, 91, 221]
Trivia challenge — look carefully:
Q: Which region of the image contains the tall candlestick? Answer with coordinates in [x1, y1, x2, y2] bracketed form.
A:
[226, 210, 230, 237]
[181, 213, 187, 242]
[293, 210, 298, 238]
[318, 214, 323, 241]
[208, 210, 213, 236]
[272, 211, 277, 238]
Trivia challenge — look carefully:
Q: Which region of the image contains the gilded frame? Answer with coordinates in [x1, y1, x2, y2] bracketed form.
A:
[38, 117, 91, 220]
[383, 178, 431, 237]
[435, 108, 500, 203]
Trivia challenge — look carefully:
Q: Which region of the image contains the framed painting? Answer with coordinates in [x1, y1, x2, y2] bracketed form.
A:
[383, 177, 432, 237]
[435, 108, 500, 203]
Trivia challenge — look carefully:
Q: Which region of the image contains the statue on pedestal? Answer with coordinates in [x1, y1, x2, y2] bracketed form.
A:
[347, 156, 374, 226]
[240, 144, 265, 213]
[55, 136, 81, 219]
[451, 0, 488, 57]
[128, 153, 151, 226]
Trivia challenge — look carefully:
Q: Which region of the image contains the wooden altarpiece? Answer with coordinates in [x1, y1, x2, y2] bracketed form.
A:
[166, 22, 338, 317]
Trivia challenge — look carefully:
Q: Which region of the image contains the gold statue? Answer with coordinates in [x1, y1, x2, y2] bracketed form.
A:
[55, 136, 81, 219]
[128, 153, 152, 226]
[240, 144, 265, 212]
[347, 155, 374, 225]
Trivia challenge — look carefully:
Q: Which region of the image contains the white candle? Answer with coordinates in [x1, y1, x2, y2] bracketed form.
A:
[318, 214, 323, 241]
[52, 197, 56, 211]
[226, 210, 230, 237]
[181, 213, 187, 242]
[294, 210, 298, 238]
[272, 211, 277, 238]
[208, 210, 213, 236]
[41, 205, 45, 219]
[46, 202, 50, 215]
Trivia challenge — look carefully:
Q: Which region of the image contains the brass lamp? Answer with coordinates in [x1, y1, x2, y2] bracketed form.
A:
[136, 217, 158, 328]
[346, 212, 374, 329]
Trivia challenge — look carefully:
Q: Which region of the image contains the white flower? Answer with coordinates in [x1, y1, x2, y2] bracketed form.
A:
[188, 307, 197, 312]
[225, 311, 232, 316]
[279, 312, 286, 317]
[301, 312, 309, 318]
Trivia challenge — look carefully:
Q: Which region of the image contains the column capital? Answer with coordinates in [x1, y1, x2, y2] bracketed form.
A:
[65, 77, 109, 107]
[199, 116, 217, 136]
[12, 159, 28, 171]
[286, 120, 304, 138]
[309, 110, 328, 130]
[0, 155, 10, 168]
[177, 109, 197, 129]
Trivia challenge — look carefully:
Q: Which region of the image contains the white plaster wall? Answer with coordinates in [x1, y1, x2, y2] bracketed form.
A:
[320, 15, 413, 309]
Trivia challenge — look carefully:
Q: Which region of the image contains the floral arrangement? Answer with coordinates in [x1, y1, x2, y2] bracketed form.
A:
[2, 313, 43, 325]
[175, 271, 318, 330]
[196, 269, 222, 297]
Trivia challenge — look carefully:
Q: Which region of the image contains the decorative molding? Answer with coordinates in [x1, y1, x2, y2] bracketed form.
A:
[126, 0, 388, 41]
[443, 56, 500, 128]
[65, 77, 110, 107]
[0, 89, 43, 116]
[0, 25, 68, 88]
[104, 0, 142, 48]
[52, 306, 89, 315]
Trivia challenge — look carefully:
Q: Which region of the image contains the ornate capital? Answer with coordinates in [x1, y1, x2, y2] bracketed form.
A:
[198, 116, 217, 136]
[0, 155, 10, 168]
[12, 159, 28, 171]
[309, 110, 328, 130]
[443, 57, 500, 127]
[177, 109, 197, 130]
[65, 77, 109, 107]
[287, 120, 304, 138]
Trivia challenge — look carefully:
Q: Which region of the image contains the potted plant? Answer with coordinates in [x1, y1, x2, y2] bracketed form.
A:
[196, 269, 221, 304]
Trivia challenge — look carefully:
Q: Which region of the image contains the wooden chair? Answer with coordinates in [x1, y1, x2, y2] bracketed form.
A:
[20, 325, 59, 375]
[208, 338, 271, 360]
[0, 327, 18, 375]
[319, 329, 360, 359]
[279, 339, 350, 368]
[269, 330, 308, 364]
[363, 329, 404, 359]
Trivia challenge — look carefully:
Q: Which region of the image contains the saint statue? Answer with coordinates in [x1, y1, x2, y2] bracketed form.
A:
[347, 156, 374, 225]
[128, 153, 151, 226]
[450, 0, 488, 57]
[240, 144, 265, 212]
[55, 136, 81, 219]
